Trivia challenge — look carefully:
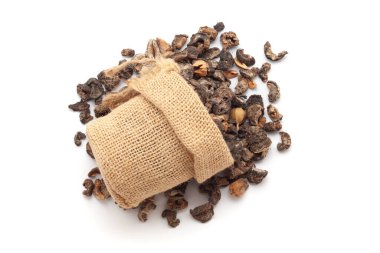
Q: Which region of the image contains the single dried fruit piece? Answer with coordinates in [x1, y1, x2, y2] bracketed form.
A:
[213, 22, 225, 32]
[188, 33, 211, 49]
[171, 34, 188, 50]
[86, 142, 95, 159]
[198, 26, 218, 41]
[68, 101, 90, 112]
[76, 78, 104, 101]
[74, 131, 86, 146]
[156, 38, 173, 55]
[200, 47, 221, 60]
[190, 203, 214, 223]
[229, 178, 249, 197]
[217, 49, 234, 70]
[220, 31, 239, 49]
[121, 48, 135, 57]
[263, 121, 282, 132]
[82, 178, 94, 197]
[162, 209, 180, 228]
[277, 131, 291, 151]
[258, 63, 271, 83]
[234, 58, 249, 69]
[97, 69, 121, 91]
[246, 104, 263, 126]
[245, 167, 268, 184]
[79, 109, 93, 124]
[138, 197, 157, 222]
[267, 80, 280, 102]
[236, 49, 255, 66]
[93, 179, 110, 201]
[223, 70, 238, 79]
[235, 76, 249, 95]
[264, 41, 288, 61]
[267, 104, 283, 122]
[88, 167, 100, 178]
[239, 69, 255, 79]
[192, 60, 209, 77]
[246, 126, 272, 155]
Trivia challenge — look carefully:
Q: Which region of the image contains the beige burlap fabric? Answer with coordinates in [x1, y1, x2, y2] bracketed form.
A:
[86, 58, 234, 209]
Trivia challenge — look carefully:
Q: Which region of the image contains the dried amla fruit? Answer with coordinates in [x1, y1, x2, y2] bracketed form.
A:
[267, 80, 280, 102]
[190, 203, 214, 223]
[236, 49, 255, 66]
[121, 48, 135, 57]
[264, 41, 288, 61]
[277, 131, 291, 151]
[220, 31, 239, 49]
[229, 178, 249, 197]
[74, 131, 86, 146]
[171, 34, 188, 50]
[258, 63, 271, 83]
[267, 104, 283, 122]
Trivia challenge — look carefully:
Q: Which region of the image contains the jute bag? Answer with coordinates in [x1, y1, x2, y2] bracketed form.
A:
[86, 57, 234, 209]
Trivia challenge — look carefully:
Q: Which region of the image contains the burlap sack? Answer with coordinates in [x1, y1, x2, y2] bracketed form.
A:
[86, 58, 234, 209]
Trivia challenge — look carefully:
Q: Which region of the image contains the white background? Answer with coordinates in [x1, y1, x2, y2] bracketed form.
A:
[0, 0, 379, 252]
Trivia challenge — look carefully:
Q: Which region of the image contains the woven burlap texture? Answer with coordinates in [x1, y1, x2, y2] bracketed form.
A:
[86, 58, 234, 209]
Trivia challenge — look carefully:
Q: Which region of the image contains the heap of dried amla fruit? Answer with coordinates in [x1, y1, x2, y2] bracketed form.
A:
[69, 22, 291, 227]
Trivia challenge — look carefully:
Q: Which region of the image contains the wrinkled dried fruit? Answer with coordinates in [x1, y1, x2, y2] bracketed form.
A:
[68, 101, 90, 112]
[267, 80, 280, 102]
[245, 167, 268, 184]
[79, 109, 93, 124]
[121, 48, 135, 57]
[82, 179, 94, 197]
[93, 179, 110, 200]
[246, 126, 272, 154]
[246, 94, 264, 108]
[86, 142, 94, 159]
[162, 209, 180, 228]
[200, 47, 221, 60]
[267, 104, 283, 122]
[263, 121, 282, 132]
[190, 203, 214, 223]
[223, 70, 238, 79]
[264, 41, 288, 61]
[246, 104, 263, 126]
[210, 97, 231, 115]
[97, 70, 121, 91]
[199, 26, 218, 41]
[88, 167, 100, 178]
[192, 60, 208, 77]
[217, 49, 234, 70]
[138, 197, 157, 222]
[220, 31, 239, 49]
[239, 69, 255, 79]
[229, 178, 249, 197]
[235, 76, 249, 95]
[172, 34, 188, 50]
[277, 131, 291, 151]
[236, 49, 255, 66]
[213, 22, 225, 32]
[156, 38, 173, 55]
[258, 63, 271, 83]
[77, 78, 104, 101]
[74, 131, 86, 146]
[189, 33, 211, 49]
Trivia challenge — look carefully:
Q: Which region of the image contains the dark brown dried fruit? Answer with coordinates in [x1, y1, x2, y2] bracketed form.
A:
[245, 167, 268, 184]
[172, 34, 188, 50]
[82, 178, 94, 197]
[162, 209, 180, 228]
[185, 45, 202, 60]
[246, 104, 264, 126]
[179, 63, 194, 81]
[267, 104, 283, 122]
[263, 121, 282, 132]
[93, 179, 110, 201]
[239, 69, 255, 79]
[267, 80, 280, 102]
[167, 192, 188, 211]
[258, 63, 271, 83]
[236, 49, 255, 66]
[77, 78, 104, 101]
[235, 76, 249, 95]
[246, 94, 264, 108]
[199, 181, 221, 205]
[188, 33, 211, 50]
[210, 97, 231, 115]
[68, 101, 89, 112]
[79, 109, 93, 124]
[74, 131, 86, 146]
[200, 47, 221, 60]
[213, 22, 225, 32]
[198, 26, 218, 41]
[138, 197, 157, 222]
[217, 49, 234, 70]
[264, 41, 288, 61]
[88, 167, 100, 178]
[97, 70, 121, 91]
[86, 142, 94, 159]
[277, 131, 291, 151]
[246, 126, 272, 154]
[220, 31, 239, 49]
[229, 178, 249, 197]
[190, 203, 214, 223]
[118, 66, 134, 80]
[192, 59, 209, 77]
[121, 48, 135, 57]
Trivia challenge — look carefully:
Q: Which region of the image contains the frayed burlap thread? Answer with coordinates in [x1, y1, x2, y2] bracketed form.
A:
[87, 58, 234, 209]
